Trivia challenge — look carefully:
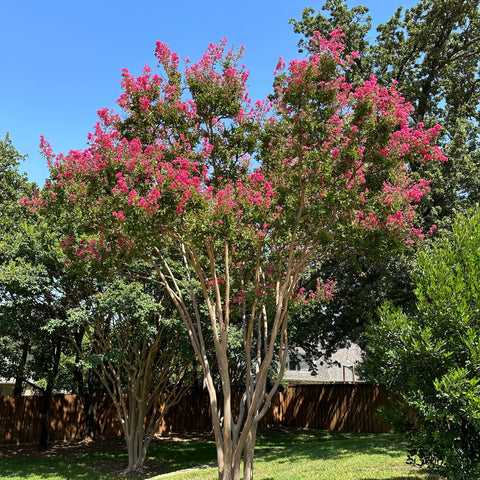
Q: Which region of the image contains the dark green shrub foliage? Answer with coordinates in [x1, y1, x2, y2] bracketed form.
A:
[363, 209, 480, 479]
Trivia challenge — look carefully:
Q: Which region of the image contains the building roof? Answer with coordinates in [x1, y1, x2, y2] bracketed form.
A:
[284, 343, 364, 384]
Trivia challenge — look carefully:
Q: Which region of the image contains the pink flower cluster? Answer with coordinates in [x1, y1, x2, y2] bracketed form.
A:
[74, 235, 110, 261]
[293, 279, 337, 305]
[309, 28, 359, 66]
[155, 41, 179, 72]
[231, 290, 246, 304]
[185, 39, 249, 97]
[19, 189, 46, 211]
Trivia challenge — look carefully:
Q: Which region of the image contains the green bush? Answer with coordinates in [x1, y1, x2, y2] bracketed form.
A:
[363, 208, 480, 479]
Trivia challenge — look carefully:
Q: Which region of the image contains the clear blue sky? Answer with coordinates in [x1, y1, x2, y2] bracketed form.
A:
[2, 0, 417, 186]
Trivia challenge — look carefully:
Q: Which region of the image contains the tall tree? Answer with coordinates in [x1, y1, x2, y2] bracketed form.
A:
[289, 0, 480, 358]
[0, 134, 90, 449]
[31, 32, 444, 479]
[0, 134, 33, 394]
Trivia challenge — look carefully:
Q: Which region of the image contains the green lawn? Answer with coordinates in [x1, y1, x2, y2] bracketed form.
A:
[0, 431, 440, 480]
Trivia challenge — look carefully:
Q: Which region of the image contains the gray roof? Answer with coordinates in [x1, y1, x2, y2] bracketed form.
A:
[284, 343, 364, 384]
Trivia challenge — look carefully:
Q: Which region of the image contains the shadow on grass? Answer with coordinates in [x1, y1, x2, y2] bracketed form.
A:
[253, 432, 440, 480]
[0, 455, 115, 480]
[361, 478, 423, 480]
[0, 437, 218, 480]
[144, 438, 217, 472]
[255, 430, 407, 463]
[361, 477, 441, 480]
[0, 432, 421, 480]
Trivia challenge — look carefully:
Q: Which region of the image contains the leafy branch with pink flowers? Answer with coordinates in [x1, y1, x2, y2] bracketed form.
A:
[25, 28, 445, 480]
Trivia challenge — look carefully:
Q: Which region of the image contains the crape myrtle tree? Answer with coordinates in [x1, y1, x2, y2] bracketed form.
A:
[68, 276, 195, 474]
[362, 209, 480, 480]
[288, 0, 480, 359]
[26, 31, 445, 480]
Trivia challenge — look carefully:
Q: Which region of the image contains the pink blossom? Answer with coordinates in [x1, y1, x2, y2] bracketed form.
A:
[139, 96, 151, 110]
[112, 210, 126, 222]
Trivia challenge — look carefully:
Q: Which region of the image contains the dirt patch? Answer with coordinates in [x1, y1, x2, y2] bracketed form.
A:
[88, 457, 167, 477]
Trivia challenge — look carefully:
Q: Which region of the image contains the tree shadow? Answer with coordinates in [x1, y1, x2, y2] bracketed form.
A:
[0, 456, 109, 480]
[0, 435, 217, 479]
[255, 430, 407, 464]
[362, 477, 440, 480]
[252, 431, 440, 480]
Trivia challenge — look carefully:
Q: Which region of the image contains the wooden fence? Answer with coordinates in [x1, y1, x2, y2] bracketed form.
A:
[0, 384, 391, 445]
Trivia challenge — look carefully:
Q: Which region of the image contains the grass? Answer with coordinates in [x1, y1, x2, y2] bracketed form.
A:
[0, 435, 217, 480]
[165, 431, 441, 480]
[0, 431, 440, 480]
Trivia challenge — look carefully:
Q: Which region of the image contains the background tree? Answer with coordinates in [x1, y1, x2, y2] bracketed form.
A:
[289, 0, 480, 360]
[362, 208, 480, 480]
[32, 32, 444, 480]
[0, 213, 87, 449]
[0, 134, 34, 395]
[0, 136, 66, 449]
[69, 276, 195, 474]
[0, 134, 99, 448]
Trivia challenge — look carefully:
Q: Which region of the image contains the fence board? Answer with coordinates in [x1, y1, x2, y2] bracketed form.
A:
[48, 395, 86, 441]
[0, 384, 391, 445]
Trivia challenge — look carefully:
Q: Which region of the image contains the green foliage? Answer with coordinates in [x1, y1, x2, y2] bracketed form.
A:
[73, 275, 194, 377]
[0, 212, 77, 393]
[0, 136, 68, 395]
[363, 208, 480, 479]
[288, 0, 480, 361]
[0, 134, 31, 210]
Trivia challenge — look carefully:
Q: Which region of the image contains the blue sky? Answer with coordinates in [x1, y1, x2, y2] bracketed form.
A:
[2, 0, 417, 186]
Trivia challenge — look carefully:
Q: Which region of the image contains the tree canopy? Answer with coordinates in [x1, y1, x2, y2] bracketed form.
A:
[28, 29, 444, 480]
[288, 0, 480, 359]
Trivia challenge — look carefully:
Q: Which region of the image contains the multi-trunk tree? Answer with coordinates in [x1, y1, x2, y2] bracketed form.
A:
[69, 277, 195, 474]
[29, 31, 444, 479]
